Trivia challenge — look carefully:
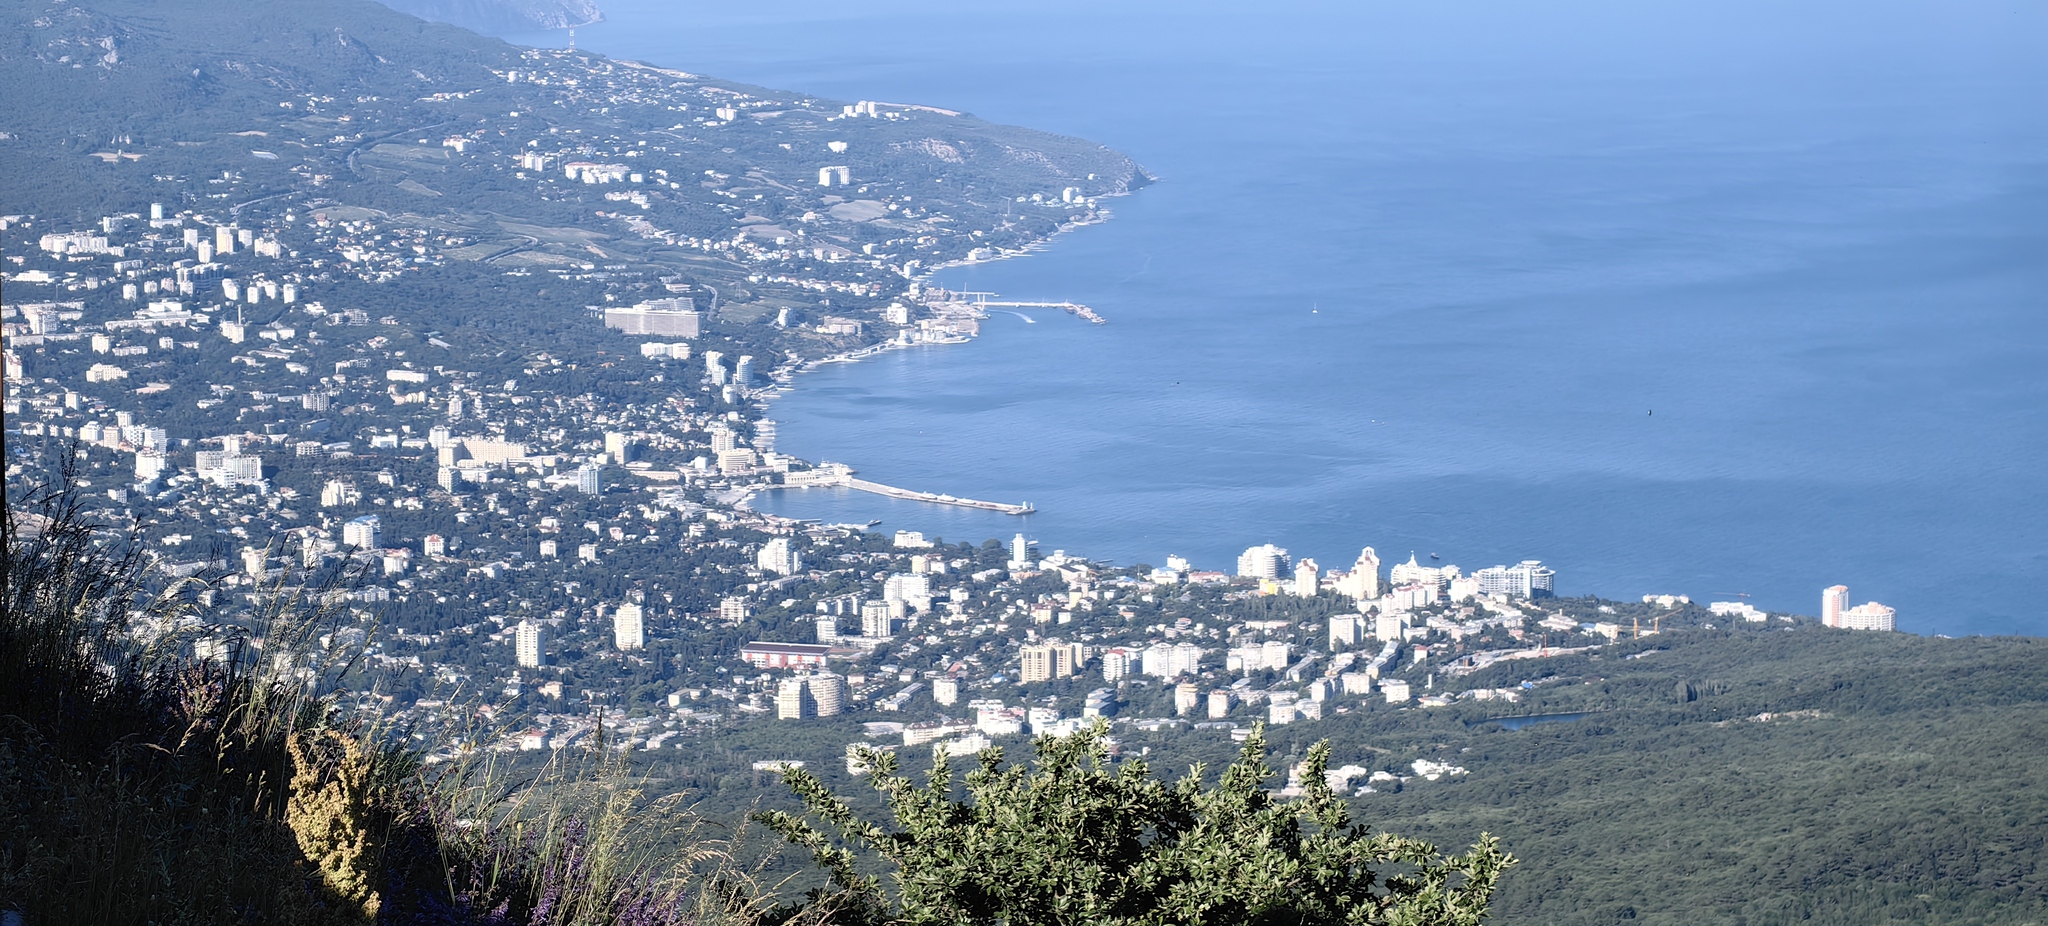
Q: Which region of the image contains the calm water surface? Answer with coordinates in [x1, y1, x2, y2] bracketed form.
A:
[509, 1, 2048, 635]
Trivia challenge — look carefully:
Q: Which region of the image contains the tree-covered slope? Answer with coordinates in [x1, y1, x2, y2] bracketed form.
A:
[0, 0, 1147, 257]
[1284, 629, 2048, 926]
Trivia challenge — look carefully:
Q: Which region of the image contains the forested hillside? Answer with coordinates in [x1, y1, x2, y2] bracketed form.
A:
[1099, 626, 2048, 926]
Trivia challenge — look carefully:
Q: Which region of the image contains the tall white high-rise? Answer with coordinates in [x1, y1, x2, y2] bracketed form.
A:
[320, 479, 358, 508]
[883, 573, 931, 603]
[613, 603, 645, 651]
[516, 621, 545, 668]
[1343, 547, 1383, 601]
[604, 431, 633, 465]
[135, 450, 170, 482]
[1236, 543, 1289, 579]
[1328, 613, 1363, 650]
[1021, 642, 1083, 683]
[808, 674, 846, 717]
[758, 537, 801, 575]
[341, 515, 381, 550]
[861, 600, 895, 638]
[1822, 585, 1850, 628]
[1010, 532, 1031, 566]
[1020, 643, 1058, 683]
[1513, 560, 1555, 596]
[1141, 642, 1203, 679]
[774, 674, 847, 720]
[1475, 560, 1555, 598]
[775, 677, 808, 719]
[1293, 558, 1320, 597]
[1822, 586, 1894, 631]
[577, 463, 604, 495]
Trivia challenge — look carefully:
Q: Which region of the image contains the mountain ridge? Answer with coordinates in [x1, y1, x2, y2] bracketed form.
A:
[375, 0, 601, 33]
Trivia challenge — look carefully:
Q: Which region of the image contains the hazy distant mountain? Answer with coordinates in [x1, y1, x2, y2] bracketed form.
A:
[376, 0, 600, 32]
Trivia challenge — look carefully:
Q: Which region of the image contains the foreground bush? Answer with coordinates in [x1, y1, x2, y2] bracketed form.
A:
[762, 724, 1513, 926]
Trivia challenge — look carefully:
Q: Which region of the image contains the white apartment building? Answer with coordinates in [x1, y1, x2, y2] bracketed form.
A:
[516, 621, 545, 668]
[1336, 547, 1383, 601]
[1237, 543, 1289, 579]
[1474, 560, 1556, 598]
[758, 537, 802, 575]
[341, 515, 381, 550]
[1329, 613, 1364, 650]
[1294, 559, 1320, 597]
[1021, 641, 1082, 683]
[1142, 641, 1203, 679]
[883, 573, 931, 604]
[1822, 585, 1850, 627]
[777, 673, 849, 719]
[860, 600, 895, 638]
[613, 603, 645, 651]
[1840, 600, 1896, 632]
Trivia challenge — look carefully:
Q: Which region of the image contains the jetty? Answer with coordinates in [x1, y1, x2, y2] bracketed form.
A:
[973, 299, 1105, 324]
[844, 478, 1034, 515]
[787, 466, 1032, 515]
[925, 288, 1106, 324]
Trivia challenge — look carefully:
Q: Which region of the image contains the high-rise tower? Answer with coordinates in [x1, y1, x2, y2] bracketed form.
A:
[1822, 585, 1849, 628]
[613, 603, 645, 651]
[516, 621, 545, 668]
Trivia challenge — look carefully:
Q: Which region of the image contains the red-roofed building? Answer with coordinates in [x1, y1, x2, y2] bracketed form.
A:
[740, 641, 832, 669]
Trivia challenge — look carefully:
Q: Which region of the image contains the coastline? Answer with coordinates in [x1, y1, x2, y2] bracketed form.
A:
[741, 191, 1138, 520]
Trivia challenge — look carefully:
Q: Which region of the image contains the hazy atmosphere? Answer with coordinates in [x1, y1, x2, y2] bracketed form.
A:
[520, 0, 2048, 636]
[5, 0, 2043, 923]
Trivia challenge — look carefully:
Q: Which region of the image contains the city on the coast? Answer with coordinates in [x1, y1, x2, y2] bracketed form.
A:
[4, 31, 1897, 794]
[2, 179, 1896, 780]
[9, 0, 2043, 921]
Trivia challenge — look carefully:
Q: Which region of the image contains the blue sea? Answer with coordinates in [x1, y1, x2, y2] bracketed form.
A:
[507, 1, 2048, 636]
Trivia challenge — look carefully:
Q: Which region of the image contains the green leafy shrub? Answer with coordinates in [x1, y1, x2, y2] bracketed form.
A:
[759, 722, 1512, 926]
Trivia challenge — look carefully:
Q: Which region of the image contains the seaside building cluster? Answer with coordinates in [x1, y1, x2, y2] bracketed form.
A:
[0, 31, 1893, 801]
[1, 192, 1900, 784]
[1821, 585, 1897, 632]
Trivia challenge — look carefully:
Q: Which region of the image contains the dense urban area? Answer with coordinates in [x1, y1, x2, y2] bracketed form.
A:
[4, 2, 2039, 924]
[1, 172, 1901, 796]
[5, 0, 1905, 809]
